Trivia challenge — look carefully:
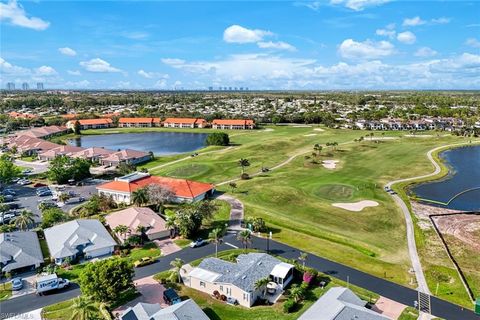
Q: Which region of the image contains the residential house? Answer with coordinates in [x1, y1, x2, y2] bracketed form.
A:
[70, 147, 116, 163]
[185, 252, 294, 308]
[118, 117, 161, 128]
[163, 118, 207, 128]
[120, 299, 209, 320]
[0, 231, 44, 274]
[298, 287, 391, 320]
[44, 219, 117, 265]
[99, 149, 152, 167]
[211, 119, 255, 130]
[8, 111, 38, 120]
[66, 118, 113, 130]
[105, 207, 169, 243]
[8, 135, 60, 156]
[17, 125, 68, 139]
[97, 172, 215, 204]
[37, 145, 85, 161]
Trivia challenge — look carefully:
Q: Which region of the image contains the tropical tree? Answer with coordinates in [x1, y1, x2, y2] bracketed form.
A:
[238, 158, 250, 174]
[237, 230, 251, 253]
[313, 144, 322, 157]
[132, 187, 149, 206]
[298, 252, 308, 269]
[0, 154, 21, 188]
[228, 182, 237, 193]
[254, 277, 270, 299]
[113, 224, 130, 242]
[135, 225, 148, 245]
[209, 228, 224, 258]
[73, 120, 81, 135]
[170, 258, 185, 283]
[58, 193, 70, 203]
[11, 210, 35, 230]
[289, 284, 304, 303]
[146, 184, 174, 213]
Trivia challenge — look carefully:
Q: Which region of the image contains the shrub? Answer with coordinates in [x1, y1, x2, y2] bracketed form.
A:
[283, 299, 296, 313]
[303, 272, 315, 286]
[240, 173, 250, 180]
[206, 132, 230, 146]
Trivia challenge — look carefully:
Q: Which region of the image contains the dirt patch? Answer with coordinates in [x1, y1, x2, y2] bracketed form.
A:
[303, 133, 317, 137]
[432, 214, 480, 253]
[372, 296, 406, 320]
[322, 159, 339, 169]
[313, 128, 325, 132]
[332, 200, 379, 212]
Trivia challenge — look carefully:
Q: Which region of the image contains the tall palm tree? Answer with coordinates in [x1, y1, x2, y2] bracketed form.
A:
[254, 277, 271, 299]
[237, 230, 251, 253]
[313, 144, 322, 157]
[209, 228, 224, 258]
[238, 158, 250, 174]
[298, 252, 308, 269]
[11, 210, 35, 230]
[170, 258, 185, 283]
[69, 296, 97, 320]
[136, 225, 148, 245]
[132, 187, 149, 206]
[113, 224, 130, 242]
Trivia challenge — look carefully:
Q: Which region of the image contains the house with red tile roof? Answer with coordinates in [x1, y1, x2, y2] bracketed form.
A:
[8, 111, 38, 120]
[163, 118, 207, 128]
[17, 125, 68, 139]
[70, 147, 116, 162]
[7, 135, 60, 155]
[105, 207, 169, 243]
[66, 118, 113, 130]
[37, 145, 85, 161]
[97, 172, 215, 204]
[212, 119, 255, 130]
[118, 117, 161, 128]
[99, 149, 152, 167]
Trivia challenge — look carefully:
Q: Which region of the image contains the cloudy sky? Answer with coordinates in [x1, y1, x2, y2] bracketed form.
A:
[1, 0, 479, 90]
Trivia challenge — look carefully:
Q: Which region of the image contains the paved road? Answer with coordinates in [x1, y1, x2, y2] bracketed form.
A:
[1, 234, 479, 320]
[13, 159, 48, 175]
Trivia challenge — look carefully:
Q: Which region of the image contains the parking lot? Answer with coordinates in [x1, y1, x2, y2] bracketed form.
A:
[1, 178, 105, 225]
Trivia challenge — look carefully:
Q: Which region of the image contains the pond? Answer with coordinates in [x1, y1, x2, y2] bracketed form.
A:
[68, 132, 208, 156]
[411, 145, 480, 211]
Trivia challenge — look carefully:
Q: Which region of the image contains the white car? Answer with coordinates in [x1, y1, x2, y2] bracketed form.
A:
[17, 179, 31, 185]
[190, 238, 207, 248]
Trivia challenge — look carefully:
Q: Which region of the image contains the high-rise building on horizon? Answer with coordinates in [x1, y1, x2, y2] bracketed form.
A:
[6, 82, 15, 90]
[22, 82, 29, 90]
[37, 82, 44, 90]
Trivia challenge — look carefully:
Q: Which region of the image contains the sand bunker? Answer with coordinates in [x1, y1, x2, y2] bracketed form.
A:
[292, 125, 312, 128]
[263, 128, 274, 132]
[322, 160, 339, 169]
[371, 137, 397, 140]
[405, 134, 432, 138]
[313, 128, 325, 132]
[332, 200, 379, 212]
[304, 133, 318, 137]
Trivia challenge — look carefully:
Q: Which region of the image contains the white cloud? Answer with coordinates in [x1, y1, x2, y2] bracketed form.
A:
[161, 58, 186, 66]
[415, 47, 437, 57]
[0, 57, 30, 75]
[376, 28, 395, 39]
[58, 47, 77, 56]
[257, 41, 296, 51]
[330, 0, 390, 11]
[122, 31, 149, 40]
[338, 39, 395, 60]
[223, 25, 273, 43]
[79, 58, 121, 73]
[35, 66, 57, 76]
[431, 17, 450, 24]
[64, 80, 90, 88]
[403, 16, 426, 27]
[154, 79, 168, 88]
[138, 69, 169, 79]
[397, 31, 416, 44]
[0, 0, 50, 30]
[67, 70, 81, 76]
[465, 37, 480, 48]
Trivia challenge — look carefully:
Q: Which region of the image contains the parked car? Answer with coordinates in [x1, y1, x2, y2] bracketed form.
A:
[37, 190, 52, 197]
[22, 169, 32, 175]
[17, 179, 31, 185]
[0, 213, 16, 224]
[2, 189, 17, 196]
[36, 274, 69, 295]
[226, 297, 238, 305]
[65, 197, 85, 204]
[4, 203, 19, 210]
[163, 288, 181, 305]
[190, 238, 207, 248]
[3, 195, 15, 202]
[11, 278, 23, 291]
[133, 257, 156, 268]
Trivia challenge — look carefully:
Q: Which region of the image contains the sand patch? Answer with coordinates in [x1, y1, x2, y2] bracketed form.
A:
[313, 128, 325, 132]
[263, 128, 274, 132]
[405, 134, 432, 138]
[303, 133, 318, 137]
[292, 125, 312, 128]
[322, 160, 339, 169]
[332, 200, 379, 212]
[371, 137, 397, 140]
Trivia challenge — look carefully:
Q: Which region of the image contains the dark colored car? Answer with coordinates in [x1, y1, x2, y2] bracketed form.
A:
[163, 288, 181, 305]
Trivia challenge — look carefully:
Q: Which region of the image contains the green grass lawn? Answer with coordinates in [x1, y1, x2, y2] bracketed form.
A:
[126, 242, 162, 262]
[398, 306, 419, 320]
[0, 282, 12, 301]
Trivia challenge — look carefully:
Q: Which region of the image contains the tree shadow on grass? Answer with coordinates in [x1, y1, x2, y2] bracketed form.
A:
[203, 307, 222, 320]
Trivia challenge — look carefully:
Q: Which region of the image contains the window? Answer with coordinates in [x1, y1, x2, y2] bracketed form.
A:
[220, 285, 223, 292]
[243, 293, 248, 301]
[200, 281, 205, 288]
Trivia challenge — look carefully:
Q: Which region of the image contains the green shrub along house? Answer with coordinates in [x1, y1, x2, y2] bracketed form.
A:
[475, 298, 480, 315]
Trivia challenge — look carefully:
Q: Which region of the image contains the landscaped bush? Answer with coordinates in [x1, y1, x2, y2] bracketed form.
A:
[302, 267, 318, 286]
[206, 132, 230, 146]
[240, 173, 250, 180]
[283, 299, 296, 313]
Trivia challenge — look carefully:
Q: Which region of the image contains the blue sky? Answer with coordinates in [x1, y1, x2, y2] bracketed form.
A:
[1, 0, 479, 90]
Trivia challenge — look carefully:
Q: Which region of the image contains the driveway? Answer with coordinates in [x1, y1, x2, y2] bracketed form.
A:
[13, 159, 48, 175]
[372, 296, 407, 320]
[154, 238, 181, 256]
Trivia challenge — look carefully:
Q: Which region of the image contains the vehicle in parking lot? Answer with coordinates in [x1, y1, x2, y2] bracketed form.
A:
[38, 200, 57, 209]
[190, 238, 207, 248]
[3, 195, 15, 202]
[37, 190, 52, 197]
[2, 189, 16, 196]
[163, 288, 181, 305]
[11, 278, 23, 291]
[17, 179, 31, 186]
[4, 202, 19, 210]
[133, 257, 156, 268]
[65, 197, 85, 204]
[22, 169, 32, 175]
[36, 274, 69, 295]
[0, 213, 16, 224]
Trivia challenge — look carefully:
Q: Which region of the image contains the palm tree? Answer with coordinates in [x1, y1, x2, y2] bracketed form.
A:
[238, 158, 250, 174]
[170, 258, 185, 283]
[58, 193, 70, 203]
[289, 284, 304, 303]
[113, 224, 130, 242]
[136, 225, 148, 245]
[228, 182, 237, 193]
[69, 296, 97, 320]
[11, 210, 35, 230]
[313, 144, 322, 157]
[132, 187, 149, 206]
[254, 277, 270, 299]
[237, 230, 251, 253]
[298, 252, 308, 269]
[209, 228, 224, 258]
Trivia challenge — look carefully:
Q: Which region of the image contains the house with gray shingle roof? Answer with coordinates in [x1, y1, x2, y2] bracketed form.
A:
[185, 252, 294, 307]
[44, 219, 117, 265]
[0, 231, 44, 274]
[298, 287, 391, 320]
[120, 299, 209, 320]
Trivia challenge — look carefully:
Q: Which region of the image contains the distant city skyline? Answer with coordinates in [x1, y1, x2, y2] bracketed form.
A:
[1, 0, 479, 90]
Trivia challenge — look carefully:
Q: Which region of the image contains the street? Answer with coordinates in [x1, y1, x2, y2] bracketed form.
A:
[0, 233, 479, 320]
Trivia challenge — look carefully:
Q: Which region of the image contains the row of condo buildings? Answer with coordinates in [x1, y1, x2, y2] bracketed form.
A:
[65, 117, 255, 130]
[1, 126, 152, 167]
[351, 117, 467, 131]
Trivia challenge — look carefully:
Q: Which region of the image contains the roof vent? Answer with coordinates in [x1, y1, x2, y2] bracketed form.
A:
[242, 275, 247, 279]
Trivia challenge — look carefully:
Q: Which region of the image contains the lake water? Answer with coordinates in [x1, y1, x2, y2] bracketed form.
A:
[411, 145, 480, 211]
[68, 132, 208, 156]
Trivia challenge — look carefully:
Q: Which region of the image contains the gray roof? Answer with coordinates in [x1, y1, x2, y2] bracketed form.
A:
[298, 287, 391, 320]
[195, 252, 284, 292]
[120, 302, 162, 320]
[0, 231, 44, 272]
[150, 299, 209, 320]
[44, 219, 117, 259]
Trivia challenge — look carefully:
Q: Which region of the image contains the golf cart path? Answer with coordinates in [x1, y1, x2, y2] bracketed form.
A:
[216, 194, 244, 230]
